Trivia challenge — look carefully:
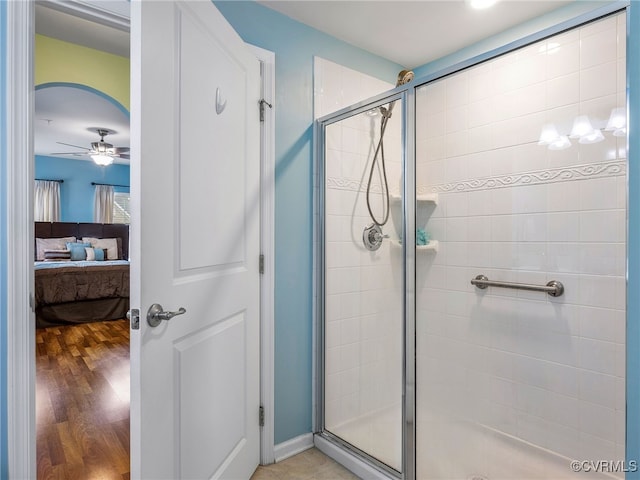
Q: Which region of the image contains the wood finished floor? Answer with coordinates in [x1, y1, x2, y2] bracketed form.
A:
[36, 321, 355, 480]
[36, 319, 130, 480]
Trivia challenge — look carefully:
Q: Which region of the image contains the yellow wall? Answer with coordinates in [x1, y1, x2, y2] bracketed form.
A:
[35, 34, 130, 111]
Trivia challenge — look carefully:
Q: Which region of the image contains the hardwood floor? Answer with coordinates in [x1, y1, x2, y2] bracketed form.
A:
[36, 319, 130, 480]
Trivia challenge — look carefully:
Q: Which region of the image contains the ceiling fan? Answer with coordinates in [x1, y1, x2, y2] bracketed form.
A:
[51, 128, 130, 166]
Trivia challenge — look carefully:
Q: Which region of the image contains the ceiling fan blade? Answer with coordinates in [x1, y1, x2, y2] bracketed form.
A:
[56, 141, 90, 150]
[118, 154, 130, 160]
[114, 147, 130, 153]
[49, 152, 89, 156]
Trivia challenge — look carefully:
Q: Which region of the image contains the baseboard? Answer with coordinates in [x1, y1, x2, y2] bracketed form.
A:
[274, 433, 314, 462]
[314, 434, 393, 480]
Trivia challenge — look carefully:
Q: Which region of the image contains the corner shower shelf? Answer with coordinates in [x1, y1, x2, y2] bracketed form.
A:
[391, 240, 439, 253]
[390, 193, 439, 206]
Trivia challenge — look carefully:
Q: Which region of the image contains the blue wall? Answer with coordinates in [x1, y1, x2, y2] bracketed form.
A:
[213, 1, 403, 444]
[35, 156, 130, 222]
[0, 0, 7, 477]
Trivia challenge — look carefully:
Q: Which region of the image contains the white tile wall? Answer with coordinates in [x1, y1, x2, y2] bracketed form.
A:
[314, 58, 403, 470]
[416, 13, 626, 478]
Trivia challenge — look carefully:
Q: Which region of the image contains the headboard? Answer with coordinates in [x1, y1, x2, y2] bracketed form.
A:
[35, 222, 130, 260]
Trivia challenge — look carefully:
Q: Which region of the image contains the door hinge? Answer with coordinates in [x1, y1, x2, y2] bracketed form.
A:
[259, 99, 272, 122]
[259, 405, 265, 427]
[259, 254, 265, 274]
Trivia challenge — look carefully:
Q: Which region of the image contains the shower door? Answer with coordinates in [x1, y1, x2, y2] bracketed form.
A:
[320, 93, 406, 474]
[415, 12, 627, 479]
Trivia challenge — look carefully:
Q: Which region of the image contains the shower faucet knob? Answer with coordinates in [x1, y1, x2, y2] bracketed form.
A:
[363, 224, 387, 251]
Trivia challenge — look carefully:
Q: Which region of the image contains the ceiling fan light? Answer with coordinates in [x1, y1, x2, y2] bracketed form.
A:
[91, 154, 114, 166]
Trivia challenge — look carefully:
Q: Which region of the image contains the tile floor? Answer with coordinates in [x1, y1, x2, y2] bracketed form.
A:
[251, 448, 360, 480]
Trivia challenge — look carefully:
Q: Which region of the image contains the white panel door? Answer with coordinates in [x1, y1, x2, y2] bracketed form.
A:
[130, 1, 261, 478]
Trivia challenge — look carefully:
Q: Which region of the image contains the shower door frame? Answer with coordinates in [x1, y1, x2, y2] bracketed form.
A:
[406, 6, 630, 479]
[315, 3, 632, 480]
[314, 86, 416, 480]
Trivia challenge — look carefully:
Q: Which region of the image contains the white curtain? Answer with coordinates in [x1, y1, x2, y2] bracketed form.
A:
[34, 180, 61, 222]
[94, 185, 114, 223]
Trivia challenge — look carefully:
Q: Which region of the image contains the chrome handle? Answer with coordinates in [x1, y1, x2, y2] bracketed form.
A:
[147, 303, 187, 327]
[373, 232, 390, 242]
[363, 224, 389, 251]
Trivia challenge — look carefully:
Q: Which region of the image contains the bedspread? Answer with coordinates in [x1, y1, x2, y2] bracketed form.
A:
[34, 261, 130, 307]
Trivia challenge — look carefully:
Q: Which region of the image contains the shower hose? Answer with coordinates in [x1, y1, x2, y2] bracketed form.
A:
[365, 104, 394, 227]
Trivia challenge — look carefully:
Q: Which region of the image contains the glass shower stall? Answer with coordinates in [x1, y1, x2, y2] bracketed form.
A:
[316, 7, 627, 480]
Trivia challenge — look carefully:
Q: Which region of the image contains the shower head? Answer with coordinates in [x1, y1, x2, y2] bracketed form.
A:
[379, 70, 416, 120]
[396, 70, 414, 87]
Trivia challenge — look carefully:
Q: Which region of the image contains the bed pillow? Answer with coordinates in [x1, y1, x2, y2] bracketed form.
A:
[81, 237, 118, 260]
[36, 237, 76, 261]
[66, 242, 92, 261]
[84, 247, 105, 262]
[43, 249, 71, 261]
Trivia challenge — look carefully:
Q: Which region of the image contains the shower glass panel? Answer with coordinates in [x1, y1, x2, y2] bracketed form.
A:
[415, 12, 626, 479]
[322, 96, 404, 472]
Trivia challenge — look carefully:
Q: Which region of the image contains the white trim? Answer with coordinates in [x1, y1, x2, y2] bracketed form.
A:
[36, 0, 130, 32]
[6, 1, 35, 479]
[129, 1, 141, 477]
[425, 160, 626, 194]
[274, 433, 314, 462]
[314, 435, 393, 480]
[249, 43, 277, 466]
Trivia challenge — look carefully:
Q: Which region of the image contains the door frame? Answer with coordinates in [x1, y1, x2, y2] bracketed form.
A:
[5, 2, 276, 477]
[248, 43, 277, 466]
[6, 1, 35, 478]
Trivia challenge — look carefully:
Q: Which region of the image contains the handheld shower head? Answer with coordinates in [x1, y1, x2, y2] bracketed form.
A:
[396, 69, 414, 87]
[380, 70, 415, 119]
[366, 70, 414, 232]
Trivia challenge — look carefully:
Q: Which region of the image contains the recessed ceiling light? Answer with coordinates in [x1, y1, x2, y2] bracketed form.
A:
[469, 0, 498, 10]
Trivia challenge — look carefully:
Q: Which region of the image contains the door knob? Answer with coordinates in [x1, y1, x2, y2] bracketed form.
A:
[147, 303, 186, 327]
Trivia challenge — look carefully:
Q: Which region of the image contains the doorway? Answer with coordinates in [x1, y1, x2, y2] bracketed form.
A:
[33, 4, 132, 477]
[7, 2, 276, 477]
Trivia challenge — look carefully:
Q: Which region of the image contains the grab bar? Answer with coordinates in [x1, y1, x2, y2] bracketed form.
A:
[470, 274, 564, 297]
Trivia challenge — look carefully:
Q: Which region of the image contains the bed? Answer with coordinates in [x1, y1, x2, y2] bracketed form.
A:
[34, 222, 130, 328]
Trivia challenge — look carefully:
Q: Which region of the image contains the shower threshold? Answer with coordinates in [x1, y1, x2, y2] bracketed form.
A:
[321, 405, 623, 480]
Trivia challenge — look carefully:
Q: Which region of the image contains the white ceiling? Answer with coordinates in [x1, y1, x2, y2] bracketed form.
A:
[256, 0, 574, 68]
[35, 0, 578, 68]
[35, 86, 130, 164]
[33, 0, 578, 165]
[35, 1, 130, 164]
